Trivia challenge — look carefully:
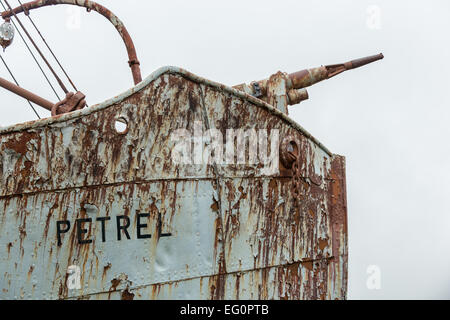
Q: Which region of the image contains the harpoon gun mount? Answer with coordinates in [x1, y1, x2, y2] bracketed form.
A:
[233, 53, 384, 114]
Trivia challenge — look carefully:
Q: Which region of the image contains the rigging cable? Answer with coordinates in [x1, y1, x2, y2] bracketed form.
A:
[0, 0, 61, 100]
[3, 0, 68, 95]
[0, 53, 41, 118]
[17, 0, 78, 92]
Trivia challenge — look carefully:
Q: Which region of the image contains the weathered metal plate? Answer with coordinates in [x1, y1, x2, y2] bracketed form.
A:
[0, 66, 347, 300]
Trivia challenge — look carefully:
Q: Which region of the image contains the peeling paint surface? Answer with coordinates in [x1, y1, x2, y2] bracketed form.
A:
[0, 67, 347, 300]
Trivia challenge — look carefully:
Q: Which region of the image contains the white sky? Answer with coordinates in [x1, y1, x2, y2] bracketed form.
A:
[0, 0, 449, 299]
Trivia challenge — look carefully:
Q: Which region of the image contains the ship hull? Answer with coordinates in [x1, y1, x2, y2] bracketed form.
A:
[0, 67, 347, 300]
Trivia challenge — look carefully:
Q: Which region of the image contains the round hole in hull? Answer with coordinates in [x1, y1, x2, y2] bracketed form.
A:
[114, 117, 128, 134]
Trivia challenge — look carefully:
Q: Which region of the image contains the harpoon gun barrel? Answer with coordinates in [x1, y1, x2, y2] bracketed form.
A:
[289, 53, 384, 90]
[232, 52, 384, 115]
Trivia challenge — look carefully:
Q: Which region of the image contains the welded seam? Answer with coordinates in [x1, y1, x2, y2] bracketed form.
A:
[67, 257, 336, 300]
[198, 84, 228, 286]
[0, 178, 215, 200]
[0, 176, 334, 201]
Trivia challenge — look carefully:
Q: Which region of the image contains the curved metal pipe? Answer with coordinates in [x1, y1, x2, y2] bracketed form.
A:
[1, 0, 142, 85]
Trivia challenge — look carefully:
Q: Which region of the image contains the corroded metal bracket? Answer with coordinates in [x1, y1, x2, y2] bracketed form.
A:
[51, 91, 86, 116]
[1, 0, 142, 85]
[0, 75, 87, 116]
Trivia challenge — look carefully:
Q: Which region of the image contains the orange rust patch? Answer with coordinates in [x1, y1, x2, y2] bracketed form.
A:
[318, 238, 328, 251]
[210, 199, 219, 212]
[268, 179, 277, 190]
[110, 278, 121, 291]
[6, 242, 13, 255]
[102, 263, 112, 281]
[121, 288, 135, 300]
[27, 265, 35, 281]
[302, 261, 314, 271]
[3, 132, 36, 155]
